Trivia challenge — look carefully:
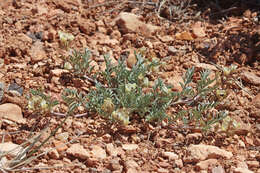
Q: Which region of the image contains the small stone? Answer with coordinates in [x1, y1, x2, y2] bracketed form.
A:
[158, 35, 174, 43]
[168, 46, 178, 54]
[126, 168, 139, 173]
[66, 143, 90, 160]
[122, 144, 138, 151]
[109, 158, 122, 171]
[186, 133, 202, 142]
[246, 160, 259, 168]
[196, 159, 219, 170]
[159, 161, 170, 168]
[238, 140, 246, 148]
[234, 167, 254, 173]
[47, 28, 57, 41]
[192, 21, 206, 38]
[110, 30, 121, 40]
[90, 145, 107, 159]
[53, 140, 68, 152]
[7, 83, 23, 96]
[51, 69, 69, 77]
[175, 159, 183, 168]
[0, 103, 26, 124]
[124, 159, 139, 171]
[212, 165, 225, 173]
[48, 148, 60, 159]
[144, 41, 153, 48]
[17, 33, 33, 44]
[256, 154, 260, 161]
[130, 134, 141, 143]
[56, 132, 69, 142]
[51, 76, 60, 85]
[252, 93, 260, 109]
[78, 18, 96, 35]
[55, 0, 79, 12]
[35, 4, 48, 15]
[119, 125, 138, 134]
[97, 34, 119, 46]
[232, 116, 251, 135]
[195, 63, 218, 71]
[161, 151, 178, 160]
[28, 41, 47, 63]
[157, 168, 169, 173]
[106, 143, 118, 157]
[89, 61, 100, 72]
[175, 31, 194, 41]
[0, 82, 5, 102]
[0, 142, 24, 158]
[241, 71, 260, 85]
[185, 144, 233, 162]
[167, 75, 184, 92]
[114, 12, 159, 36]
[0, 156, 8, 168]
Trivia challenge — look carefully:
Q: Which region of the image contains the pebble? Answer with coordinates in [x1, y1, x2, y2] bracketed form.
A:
[0, 103, 26, 124]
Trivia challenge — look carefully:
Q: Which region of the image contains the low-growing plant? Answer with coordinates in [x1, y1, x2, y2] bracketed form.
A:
[3, 48, 241, 171]
[0, 90, 73, 171]
[60, 49, 238, 131]
[64, 48, 94, 77]
[27, 89, 59, 115]
[58, 31, 74, 49]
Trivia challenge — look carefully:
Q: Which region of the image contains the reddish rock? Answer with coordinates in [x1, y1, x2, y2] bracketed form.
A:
[232, 115, 251, 135]
[0, 142, 24, 158]
[0, 0, 13, 9]
[35, 4, 48, 15]
[106, 143, 118, 157]
[252, 93, 260, 109]
[17, 33, 33, 44]
[196, 159, 219, 170]
[48, 148, 60, 159]
[161, 151, 178, 160]
[56, 132, 69, 142]
[185, 144, 233, 162]
[234, 167, 254, 173]
[195, 63, 218, 71]
[166, 75, 184, 92]
[78, 18, 96, 35]
[186, 133, 203, 142]
[124, 159, 140, 172]
[212, 165, 225, 173]
[241, 71, 260, 85]
[109, 158, 122, 171]
[51, 69, 69, 77]
[157, 168, 169, 173]
[55, 0, 80, 12]
[90, 145, 107, 159]
[66, 143, 90, 160]
[0, 103, 26, 124]
[110, 30, 121, 40]
[192, 21, 206, 38]
[122, 144, 138, 151]
[158, 35, 174, 43]
[28, 41, 47, 63]
[114, 12, 159, 36]
[126, 168, 139, 173]
[175, 159, 183, 168]
[53, 140, 68, 152]
[246, 160, 260, 169]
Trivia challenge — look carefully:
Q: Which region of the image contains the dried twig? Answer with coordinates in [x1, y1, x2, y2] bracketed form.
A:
[51, 111, 89, 118]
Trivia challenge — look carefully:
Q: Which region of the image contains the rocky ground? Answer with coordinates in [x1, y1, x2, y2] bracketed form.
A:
[0, 0, 259, 172]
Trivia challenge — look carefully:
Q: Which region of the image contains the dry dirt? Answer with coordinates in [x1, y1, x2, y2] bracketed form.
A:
[0, 0, 259, 173]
